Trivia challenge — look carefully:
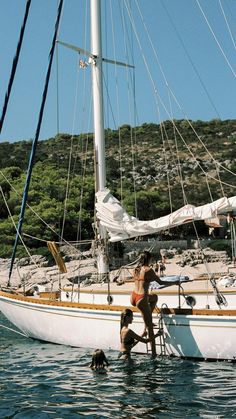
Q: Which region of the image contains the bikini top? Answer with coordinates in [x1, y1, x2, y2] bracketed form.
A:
[135, 267, 146, 281]
[136, 266, 158, 283]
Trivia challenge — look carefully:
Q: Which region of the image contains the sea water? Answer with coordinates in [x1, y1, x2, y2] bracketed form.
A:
[0, 313, 236, 419]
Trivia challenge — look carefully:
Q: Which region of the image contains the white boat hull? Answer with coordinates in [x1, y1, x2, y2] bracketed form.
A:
[164, 313, 236, 360]
[1, 291, 236, 361]
[61, 286, 236, 310]
[0, 292, 122, 349]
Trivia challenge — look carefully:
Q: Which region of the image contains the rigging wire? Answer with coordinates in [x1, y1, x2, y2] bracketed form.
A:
[125, 0, 236, 189]
[122, 1, 234, 297]
[0, 169, 82, 255]
[8, 0, 64, 283]
[101, 74, 117, 127]
[160, 0, 221, 119]
[55, 21, 61, 259]
[167, 90, 187, 206]
[120, 0, 139, 217]
[101, 1, 139, 214]
[205, 175, 214, 203]
[219, 0, 236, 51]
[191, 218, 227, 308]
[56, 42, 60, 136]
[22, 233, 92, 245]
[71, 1, 93, 245]
[57, 63, 91, 291]
[76, 103, 93, 245]
[0, 187, 33, 261]
[133, 0, 236, 180]
[196, 0, 236, 78]
[59, 47, 88, 243]
[160, 0, 226, 197]
[161, 122, 173, 213]
[0, 324, 28, 338]
[107, 0, 138, 213]
[55, 0, 65, 130]
[152, 85, 175, 214]
[230, 219, 236, 264]
[0, 186, 45, 287]
[59, 4, 90, 244]
[109, 0, 123, 202]
[124, 0, 235, 272]
[0, 0, 31, 135]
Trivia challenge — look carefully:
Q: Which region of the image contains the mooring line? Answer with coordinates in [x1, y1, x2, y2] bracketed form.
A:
[0, 324, 28, 337]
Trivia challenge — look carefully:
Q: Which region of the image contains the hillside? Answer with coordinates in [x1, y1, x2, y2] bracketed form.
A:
[0, 118, 235, 257]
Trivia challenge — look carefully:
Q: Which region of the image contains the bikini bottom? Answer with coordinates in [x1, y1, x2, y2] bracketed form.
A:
[130, 290, 145, 307]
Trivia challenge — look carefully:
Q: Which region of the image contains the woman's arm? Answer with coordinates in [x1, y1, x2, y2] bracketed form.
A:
[146, 268, 179, 286]
[130, 329, 163, 346]
[128, 329, 151, 344]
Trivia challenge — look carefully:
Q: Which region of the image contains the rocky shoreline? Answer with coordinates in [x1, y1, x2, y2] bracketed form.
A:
[0, 247, 234, 291]
[0, 255, 97, 290]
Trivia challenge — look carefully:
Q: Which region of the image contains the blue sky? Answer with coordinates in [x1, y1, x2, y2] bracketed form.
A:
[0, 0, 235, 143]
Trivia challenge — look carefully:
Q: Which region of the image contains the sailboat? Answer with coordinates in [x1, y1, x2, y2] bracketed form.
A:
[1, 0, 236, 361]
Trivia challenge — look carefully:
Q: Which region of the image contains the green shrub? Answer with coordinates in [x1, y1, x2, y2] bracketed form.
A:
[207, 240, 232, 257]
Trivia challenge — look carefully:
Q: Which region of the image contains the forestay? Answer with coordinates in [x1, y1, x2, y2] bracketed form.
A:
[96, 189, 236, 242]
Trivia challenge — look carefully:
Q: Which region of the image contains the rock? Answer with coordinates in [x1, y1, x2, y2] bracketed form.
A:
[17, 257, 30, 267]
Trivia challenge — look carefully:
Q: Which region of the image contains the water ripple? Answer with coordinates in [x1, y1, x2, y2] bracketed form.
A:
[1, 314, 236, 418]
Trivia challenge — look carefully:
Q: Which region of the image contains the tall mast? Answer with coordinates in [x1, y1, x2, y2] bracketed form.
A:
[90, 0, 106, 191]
[90, 0, 108, 277]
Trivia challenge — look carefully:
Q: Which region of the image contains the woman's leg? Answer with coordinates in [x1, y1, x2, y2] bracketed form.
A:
[137, 298, 156, 357]
[149, 294, 158, 313]
[141, 295, 158, 335]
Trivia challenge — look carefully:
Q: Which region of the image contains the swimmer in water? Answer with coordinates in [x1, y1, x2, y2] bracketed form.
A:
[119, 308, 162, 360]
[90, 349, 109, 371]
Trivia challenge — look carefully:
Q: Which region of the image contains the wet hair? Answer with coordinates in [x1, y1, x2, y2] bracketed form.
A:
[139, 251, 152, 266]
[120, 308, 133, 332]
[89, 349, 109, 370]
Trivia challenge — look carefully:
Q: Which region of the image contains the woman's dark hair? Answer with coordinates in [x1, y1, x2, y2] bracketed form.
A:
[120, 308, 133, 332]
[90, 349, 109, 368]
[139, 251, 152, 266]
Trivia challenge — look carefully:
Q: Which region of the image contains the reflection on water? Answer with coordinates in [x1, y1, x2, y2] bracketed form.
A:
[0, 313, 236, 418]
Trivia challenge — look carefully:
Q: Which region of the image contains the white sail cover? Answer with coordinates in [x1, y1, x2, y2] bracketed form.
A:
[96, 188, 236, 242]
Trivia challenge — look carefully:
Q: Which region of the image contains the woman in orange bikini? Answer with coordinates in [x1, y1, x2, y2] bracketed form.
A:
[131, 251, 173, 357]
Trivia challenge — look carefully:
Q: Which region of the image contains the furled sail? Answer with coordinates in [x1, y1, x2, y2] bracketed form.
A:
[96, 189, 236, 242]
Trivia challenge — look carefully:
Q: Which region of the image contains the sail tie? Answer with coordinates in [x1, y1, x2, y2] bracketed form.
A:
[47, 241, 67, 274]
